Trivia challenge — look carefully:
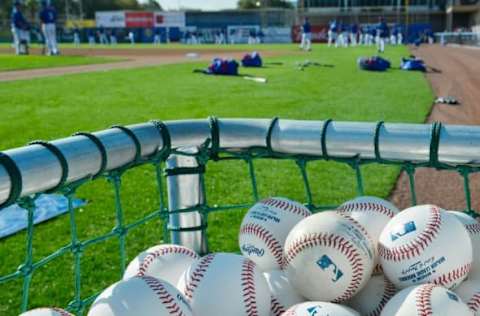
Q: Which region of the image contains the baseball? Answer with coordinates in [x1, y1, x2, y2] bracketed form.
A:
[20, 308, 73, 316]
[283, 211, 375, 302]
[455, 278, 480, 315]
[282, 302, 360, 316]
[337, 196, 399, 256]
[263, 269, 304, 316]
[378, 205, 472, 289]
[381, 283, 473, 315]
[178, 252, 270, 316]
[345, 274, 397, 316]
[337, 196, 399, 239]
[239, 197, 311, 271]
[123, 244, 199, 287]
[448, 211, 480, 278]
[87, 276, 193, 316]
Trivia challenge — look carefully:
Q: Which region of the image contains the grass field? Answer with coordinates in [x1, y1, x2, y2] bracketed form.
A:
[0, 44, 433, 315]
[0, 54, 118, 72]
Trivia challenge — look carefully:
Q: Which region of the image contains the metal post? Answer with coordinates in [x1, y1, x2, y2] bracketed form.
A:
[166, 147, 208, 255]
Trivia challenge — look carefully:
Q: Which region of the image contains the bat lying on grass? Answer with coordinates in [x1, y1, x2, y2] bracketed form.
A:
[193, 69, 268, 84]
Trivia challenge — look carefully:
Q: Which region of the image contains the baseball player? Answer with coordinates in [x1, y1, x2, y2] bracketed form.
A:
[153, 28, 161, 45]
[299, 18, 312, 51]
[73, 26, 81, 47]
[377, 17, 389, 53]
[39, 0, 59, 55]
[11, 1, 29, 55]
[87, 29, 95, 45]
[128, 30, 135, 45]
[328, 19, 337, 47]
[350, 23, 358, 46]
[109, 29, 117, 45]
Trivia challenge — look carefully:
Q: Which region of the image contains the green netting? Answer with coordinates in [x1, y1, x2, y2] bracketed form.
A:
[0, 118, 478, 315]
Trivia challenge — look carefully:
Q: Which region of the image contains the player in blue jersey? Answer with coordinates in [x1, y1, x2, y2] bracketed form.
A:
[300, 18, 312, 51]
[11, 1, 29, 55]
[39, 0, 59, 55]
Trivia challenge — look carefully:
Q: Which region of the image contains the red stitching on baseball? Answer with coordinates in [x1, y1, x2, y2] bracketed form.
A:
[240, 223, 284, 266]
[467, 292, 480, 312]
[415, 284, 435, 316]
[260, 198, 311, 218]
[337, 201, 396, 219]
[378, 206, 442, 262]
[138, 245, 199, 277]
[241, 259, 259, 316]
[367, 278, 396, 316]
[184, 254, 215, 300]
[270, 297, 286, 316]
[430, 263, 471, 287]
[284, 232, 364, 302]
[142, 276, 188, 316]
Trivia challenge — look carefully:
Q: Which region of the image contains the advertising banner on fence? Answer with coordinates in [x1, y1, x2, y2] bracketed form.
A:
[95, 11, 125, 28]
[154, 12, 186, 28]
[292, 25, 328, 43]
[126, 11, 154, 28]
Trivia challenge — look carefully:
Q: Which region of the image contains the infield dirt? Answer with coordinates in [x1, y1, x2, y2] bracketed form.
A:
[390, 45, 480, 212]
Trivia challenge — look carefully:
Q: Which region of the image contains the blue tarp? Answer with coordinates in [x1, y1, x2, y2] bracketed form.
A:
[0, 194, 86, 239]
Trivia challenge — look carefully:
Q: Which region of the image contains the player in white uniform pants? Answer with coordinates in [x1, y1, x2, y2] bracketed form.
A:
[328, 20, 337, 47]
[73, 27, 81, 47]
[39, 0, 59, 55]
[300, 18, 312, 51]
[11, 2, 29, 55]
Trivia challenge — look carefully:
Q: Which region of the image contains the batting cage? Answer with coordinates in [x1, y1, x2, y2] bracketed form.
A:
[0, 118, 479, 314]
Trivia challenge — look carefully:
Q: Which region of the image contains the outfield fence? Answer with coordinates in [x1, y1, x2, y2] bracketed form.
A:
[0, 118, 479, 314]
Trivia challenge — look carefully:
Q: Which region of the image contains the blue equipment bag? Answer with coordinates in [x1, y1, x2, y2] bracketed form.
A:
[207, 58, 239, 75]
[357, 56, 391, 71]
[401, 58, 427, 72]
[242, 52, 263, 67]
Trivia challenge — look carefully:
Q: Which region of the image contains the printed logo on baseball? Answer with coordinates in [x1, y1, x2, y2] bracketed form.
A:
[284, 211, 375, 302]
[88, 276, 194, 316]
[282, 302, 360, 316]
[263, 269, 304, 316]
[178, 252, 271, 316]
[20, 308, 74, 316]
[123, 244, 199, 288]
[345, 274, 397, 316]
[378, 205, 472, 289]
[239, 197, 311, 271]
[380, 284, 473, 316]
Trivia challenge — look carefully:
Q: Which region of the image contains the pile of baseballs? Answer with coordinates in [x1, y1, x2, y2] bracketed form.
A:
[23, 196, 480, 316]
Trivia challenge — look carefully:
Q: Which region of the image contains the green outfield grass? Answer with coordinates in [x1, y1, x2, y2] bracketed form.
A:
[0, 44, 433, 315]
[0, 54, 119, 72]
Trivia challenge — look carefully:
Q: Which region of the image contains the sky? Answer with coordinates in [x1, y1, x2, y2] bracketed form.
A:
[154, 0, 238, 11]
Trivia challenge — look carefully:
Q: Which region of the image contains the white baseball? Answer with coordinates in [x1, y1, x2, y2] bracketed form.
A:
[337, 196, 399, 274]
[281, 302, 360, 316]
[178, 252, 270, 316]
[239, 197, 311, 271]
[20, 308, 73, 316]
[264, 270, 304, 316]
[346, 274, 397, 316]
[88, 276, 193, 316]
[378, 205, 472, 289]
[381, 284, 473, 316]
[123, 244, 199, 287]
[448, 211, 480, 278]
[455, 278, 480, 315]
[284, 211, 375, 302]
[337, 196, 399, 241]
